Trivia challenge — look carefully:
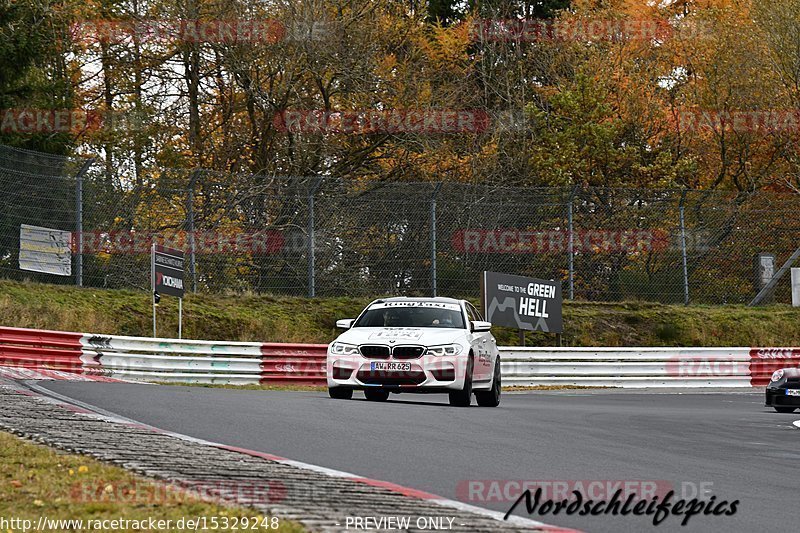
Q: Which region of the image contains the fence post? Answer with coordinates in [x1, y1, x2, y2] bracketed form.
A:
[430, 182, 443, 297]
[307, 177, 323, 298]
[567, 186, 577, 300]
[74, 157, 96, 287]
[679, 191, 689, 305]
[187, 170, 197, 293]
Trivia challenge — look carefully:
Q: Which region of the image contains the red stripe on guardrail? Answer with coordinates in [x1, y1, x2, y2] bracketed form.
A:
[0, 326, 85, 372]
[260, 343, 327, 385]
[749, 348, 800, 386]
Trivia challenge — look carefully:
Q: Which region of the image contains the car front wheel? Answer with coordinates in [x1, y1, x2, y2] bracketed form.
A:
[329, 387, 353, 400]
[476, 357, 501, 407]
[449, 357, 473, 407]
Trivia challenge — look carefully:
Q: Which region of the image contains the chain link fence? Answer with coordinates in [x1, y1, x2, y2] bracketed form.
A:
[1, 144, 798, 304]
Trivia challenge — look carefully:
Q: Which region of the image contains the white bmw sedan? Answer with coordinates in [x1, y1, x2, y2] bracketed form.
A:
[327, 297, 501, 407]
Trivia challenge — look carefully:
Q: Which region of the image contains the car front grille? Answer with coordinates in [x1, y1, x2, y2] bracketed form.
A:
[392, 346, 425, 359]
[359, 345, 391, 358]
[356, 369, 426, 385]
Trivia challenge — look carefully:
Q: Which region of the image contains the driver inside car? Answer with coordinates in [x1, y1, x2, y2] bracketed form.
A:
[435, 315, 453, 327]
[383, 310, 404, 327]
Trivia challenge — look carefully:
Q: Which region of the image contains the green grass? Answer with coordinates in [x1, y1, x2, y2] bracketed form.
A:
[0, 431, 304, 532]
[1, 279, 800, 347]
[0, 279, 363, 343]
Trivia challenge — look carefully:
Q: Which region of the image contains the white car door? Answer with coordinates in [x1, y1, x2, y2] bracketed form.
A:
[465, 302, 493, 384]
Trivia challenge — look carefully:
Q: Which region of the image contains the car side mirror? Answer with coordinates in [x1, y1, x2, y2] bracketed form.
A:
[471, 320, 492, 332]
[336, 319, 355, 329]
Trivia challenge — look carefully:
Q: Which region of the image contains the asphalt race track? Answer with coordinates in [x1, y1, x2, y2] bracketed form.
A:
[39, 382, 797, 533]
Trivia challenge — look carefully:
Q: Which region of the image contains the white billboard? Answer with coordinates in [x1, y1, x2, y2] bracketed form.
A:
[19, 224, 72, 276]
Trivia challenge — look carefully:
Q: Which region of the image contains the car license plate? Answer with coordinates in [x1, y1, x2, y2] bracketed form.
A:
[370, 362, 411, 371]
[786, 389, 800, 396]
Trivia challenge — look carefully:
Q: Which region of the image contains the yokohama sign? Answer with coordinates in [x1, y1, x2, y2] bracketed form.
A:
[153, 245, 184, 298]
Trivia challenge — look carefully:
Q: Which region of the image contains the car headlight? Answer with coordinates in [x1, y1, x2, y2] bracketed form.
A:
[771, 369, 785, 382]
[426, 344, 462, 357]
[330, 342, 359, 356]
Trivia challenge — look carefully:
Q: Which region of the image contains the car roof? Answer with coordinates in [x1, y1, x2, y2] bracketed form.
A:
[372, 296, 463, 305]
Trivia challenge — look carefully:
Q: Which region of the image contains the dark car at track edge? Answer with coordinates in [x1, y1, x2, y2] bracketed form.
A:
[765, 368, 800, 413]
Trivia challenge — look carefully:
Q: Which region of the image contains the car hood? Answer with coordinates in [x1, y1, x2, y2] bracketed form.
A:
[333, 327, 468, 346]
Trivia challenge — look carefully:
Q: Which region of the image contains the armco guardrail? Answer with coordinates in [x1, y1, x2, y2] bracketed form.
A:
[500, 347, 752, 388]
[0, 326, 85, 373]
[261, 343, 327, 385]
[0, 326, 327, 385]
[749, 348, 800, 387]
[1, 326, 799, 387]
[500, 347, 800, 388]
[81, 334, 265, 385]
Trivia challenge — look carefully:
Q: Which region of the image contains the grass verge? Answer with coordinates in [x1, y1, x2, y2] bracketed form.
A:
[0, 431, 304, 532]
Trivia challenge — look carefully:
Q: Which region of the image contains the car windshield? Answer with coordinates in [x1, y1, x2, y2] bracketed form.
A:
[354, 303, 465, 329]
